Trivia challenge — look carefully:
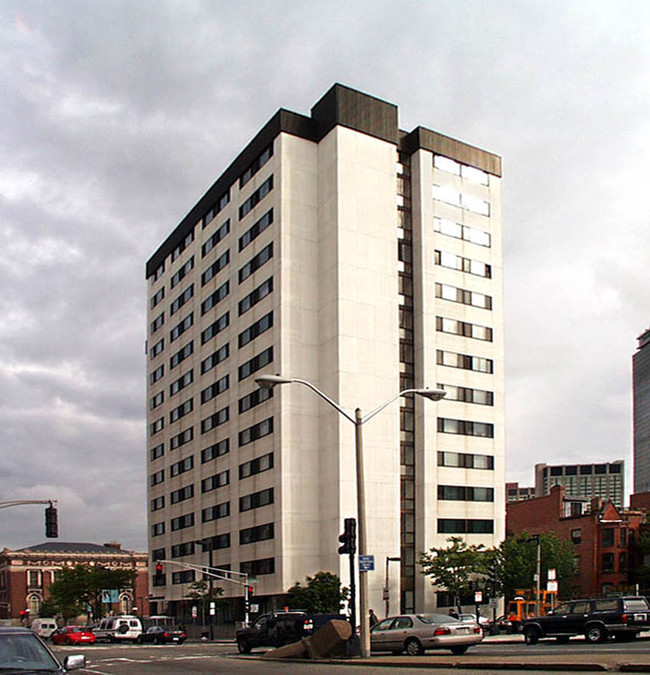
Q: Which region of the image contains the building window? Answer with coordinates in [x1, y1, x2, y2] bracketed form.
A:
[150, 470, 164, 486]
[437, 485, 494, 501]
[240, 143, 273, 188]
[201, 250, 230, 286]
[201, 280, 230, 315]
[150, 417, 164, 436]
[170, 484, 194, 504]
[602, 529, 615, 547]
[240, 557, 275, 576]
[437, 451, 494, 470]
[171, 542, 195, 558]
[602, 552, 615, 572]
[239, 312, 273, 348]
[150, 365, 164, 385]
[238, 347, 273, 381]
[239, 208, 273, 251]
[435, 250, 491, 278]
[434, 217, 490, 247]
[239, 277, 273, 316]
[202, 501, 230, 522]
[437, 417, 494, 438]
[170, 398, 193, 423]
[202, 220, 230, 256]
[151, 496, 165, 511]
[201, 406, 230, 433]
[151, 522, 165, 537]
[201, 470, 230, 493]
[435, 283, 492, 310]
[201, 375, 229, 404]
[203, 191, 230, 228]
[172, 570, 196, 584]
[239, 243, 273, 283]
[239, 452, 274, 479]
[239, 418, 274, 446]
[170, 313, 194, 342]
[170, 257, 195, 288]
[433, 185, 490, 216]
[150, 443, 164, 461]
[436, 316, 493, 342]
[170, 284, 194, 315]
[150, 312, 164, 334]
[240, 487, 274, 512]
[170, 341, 193, 369]
[239, 386, 273, 414]
[239, 175, 274, 220]
[240, 523, 274, 545]
[437, 383, 493, 406]
[571, 528, 582, 545]
[201, 343, 229, 375]
[437, 350, 493, 374]
[201, 312, 229, 345]
[170, 455, 194, 477]
[150, 391, 165, 410]
[152, 548, 165, 561]
[171, 229, 195, 262]
[151, 287, 165, 309]
[433, 155, 490, 186]
[27, 571, 41, 588]
[438, 519, 494, 534]
[171, 513, 195, 531]
[170, 427, 193, 450]
[201, 439, 230, 463]
[170, 369, 194, 396]
[152, 262, 165, 282]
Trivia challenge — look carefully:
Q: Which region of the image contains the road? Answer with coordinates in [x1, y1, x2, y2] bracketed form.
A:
[52, 636, 650, 674]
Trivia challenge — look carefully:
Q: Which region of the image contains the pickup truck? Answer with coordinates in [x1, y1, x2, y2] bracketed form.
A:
[236, 611, 314, 653]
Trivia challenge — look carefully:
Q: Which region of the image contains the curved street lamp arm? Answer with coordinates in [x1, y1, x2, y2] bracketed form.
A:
[361, 388, 444, 424]
[287, 378, 356, 425]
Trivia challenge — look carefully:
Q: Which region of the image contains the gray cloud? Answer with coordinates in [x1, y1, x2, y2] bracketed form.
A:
[1, 0, 649, 549]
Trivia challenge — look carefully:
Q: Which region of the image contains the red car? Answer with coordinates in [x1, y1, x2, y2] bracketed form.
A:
[51, 626, 96, 645]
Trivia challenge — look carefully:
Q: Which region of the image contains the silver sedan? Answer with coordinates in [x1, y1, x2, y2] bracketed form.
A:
[370, 613, 483, 655]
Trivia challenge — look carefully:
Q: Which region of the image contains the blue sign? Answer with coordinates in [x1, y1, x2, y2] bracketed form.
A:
[359, 555, 375, 572]
[101, 589, 119, 603]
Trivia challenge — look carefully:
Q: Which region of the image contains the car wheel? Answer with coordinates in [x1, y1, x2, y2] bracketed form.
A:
[237, 638, 251, 654]
[451, 645, 468, 655]
[585, 625, 607, 643]
[524, 626, 540, 645]
[404, 637, 424, 656]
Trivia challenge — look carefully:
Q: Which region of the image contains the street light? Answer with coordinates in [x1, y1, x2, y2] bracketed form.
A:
[255, 373, 445, 657]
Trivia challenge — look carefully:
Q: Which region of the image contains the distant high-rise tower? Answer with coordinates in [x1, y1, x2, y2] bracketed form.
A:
[535, 461, 624, 508]
[634, 328, 650, 493]
[145, 84, 505, 619]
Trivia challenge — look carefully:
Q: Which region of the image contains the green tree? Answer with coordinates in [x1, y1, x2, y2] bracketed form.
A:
[46, 564, 136, 622]
[499, 531, 575, 600]
[187, 579, 225, 624]
[287, 571, 349, 614]
[418, 537, 485, 610]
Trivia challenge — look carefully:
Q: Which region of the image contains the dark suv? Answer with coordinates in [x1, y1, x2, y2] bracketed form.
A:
[523, 596, 650, 644]
[236, 611, 314, 653]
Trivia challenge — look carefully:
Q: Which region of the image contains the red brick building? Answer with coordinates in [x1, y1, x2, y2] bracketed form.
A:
[507, 485, 645, 597]
[0, 542, 149, 623]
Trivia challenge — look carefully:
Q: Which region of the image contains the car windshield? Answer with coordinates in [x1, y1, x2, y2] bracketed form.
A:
[417, 614, 457, 624]
[0, 633, 60, 671]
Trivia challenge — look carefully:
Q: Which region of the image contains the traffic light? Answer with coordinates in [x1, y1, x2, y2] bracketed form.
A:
[338, 517, 356, 555]
[45, 504, 58, 538]
[244, 586, 253, 614]
[156, 562, 163, 575]
[247, 585, 254, 598]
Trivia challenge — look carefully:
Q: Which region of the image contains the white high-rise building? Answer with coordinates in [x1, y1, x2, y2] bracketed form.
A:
[145, 84, 505, 620]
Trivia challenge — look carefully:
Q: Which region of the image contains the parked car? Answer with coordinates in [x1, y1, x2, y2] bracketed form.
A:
[137, 625, 187, 644]
[30, 617, 58, 640]
[93, 615, 143, 642]
[0, 626, 86, 673]
[458, 613, 490, 630]
[370, 613, 483, 655]
[51, 626, 96, 646]
[523, 596, 650, 644]
[236, 611, 314, 653]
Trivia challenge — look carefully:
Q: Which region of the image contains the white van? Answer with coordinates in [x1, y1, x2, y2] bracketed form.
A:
[31, 618, 58, 639]
[93, 615, 143, 642]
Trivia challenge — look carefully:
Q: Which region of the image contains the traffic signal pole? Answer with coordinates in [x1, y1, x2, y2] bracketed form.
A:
[0, 500, 58, 537]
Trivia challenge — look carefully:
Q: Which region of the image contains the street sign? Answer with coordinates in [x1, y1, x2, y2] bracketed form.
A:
[474, 591, 483, 603]
[359, 555, 375, 571]
[547, 580, 558, 592]
[548, 568, 557, 580]
[191, 606, 197, 618]
[101, 589, 119, 604]
[209, 601, 216, 616]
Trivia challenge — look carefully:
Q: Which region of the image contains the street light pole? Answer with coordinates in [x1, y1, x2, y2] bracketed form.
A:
[384, 556, 401, 619]
[255, 374, 445, 659]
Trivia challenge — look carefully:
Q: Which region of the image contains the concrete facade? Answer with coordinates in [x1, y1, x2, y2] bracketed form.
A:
[145, 84, 505, 619]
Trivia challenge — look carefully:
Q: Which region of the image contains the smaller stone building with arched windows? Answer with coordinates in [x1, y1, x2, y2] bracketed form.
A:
[0, 542, 149, 623]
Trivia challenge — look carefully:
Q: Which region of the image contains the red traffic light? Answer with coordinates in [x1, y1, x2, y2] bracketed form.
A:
[247, 585, 254, 596]
[156, 562, 163, 575]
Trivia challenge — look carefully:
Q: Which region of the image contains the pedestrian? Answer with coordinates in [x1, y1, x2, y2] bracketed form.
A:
[369, 609, 378, 627]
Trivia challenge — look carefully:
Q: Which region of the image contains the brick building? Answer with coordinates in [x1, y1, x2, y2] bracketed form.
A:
[0, 542, 149, 623]
[506, 485, 645, 597]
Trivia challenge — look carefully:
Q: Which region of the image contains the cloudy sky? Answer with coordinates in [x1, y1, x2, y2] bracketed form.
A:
[1, 1, 649, 552]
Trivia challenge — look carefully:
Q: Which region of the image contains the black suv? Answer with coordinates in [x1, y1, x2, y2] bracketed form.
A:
[236, 611, 314, 653]
[523, 596, 650, 644]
